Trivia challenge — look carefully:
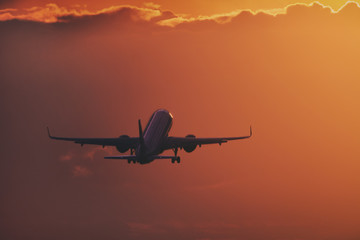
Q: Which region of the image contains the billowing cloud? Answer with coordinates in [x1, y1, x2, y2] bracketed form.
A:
[0, 3, 164, 23]
[160, 1, 360, 27]
[1, 1, 359, 27]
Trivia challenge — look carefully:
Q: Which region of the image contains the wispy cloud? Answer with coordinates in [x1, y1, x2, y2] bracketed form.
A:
[57, 146, 114, 177]
[72, 165, 92, 177]
[83, 146, 114, 160]
[59, 152, 74, 161]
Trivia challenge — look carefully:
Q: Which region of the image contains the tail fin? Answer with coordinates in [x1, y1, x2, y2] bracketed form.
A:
[138, 119, 144, 146]
[138, 119, 146, 155]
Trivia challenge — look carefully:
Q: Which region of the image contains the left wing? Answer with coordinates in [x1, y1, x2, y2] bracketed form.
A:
[47, 127, 139, 148]
[164, 126, 252, 150]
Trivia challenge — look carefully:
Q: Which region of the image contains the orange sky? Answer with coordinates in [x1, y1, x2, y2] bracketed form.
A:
[1, 1, 360, 240]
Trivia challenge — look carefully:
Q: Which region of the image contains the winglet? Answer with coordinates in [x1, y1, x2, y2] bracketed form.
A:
[250, 125, 252, 137]
[47, 127, 52, 138]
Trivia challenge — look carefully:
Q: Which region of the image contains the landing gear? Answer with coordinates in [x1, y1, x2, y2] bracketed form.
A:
[171, 156, 181, 164]
[171, 148, 180, 164]
[127, 159, 136, 164]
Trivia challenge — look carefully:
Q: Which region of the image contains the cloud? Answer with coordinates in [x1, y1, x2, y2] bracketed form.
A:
[0, 3, 164, 23]
[0, 8, 17, 13]
[0, 3, 92, 23]
[1, 1, 360, 28]
[159, 1, 360, 27]
[59, 152, 74, 161]
[84, 146, 113, 160]
[58, 147, 114, 177]
[143, 2, 161, 10]
[59, 147, 111, 162]
[72, 165, 92, 177]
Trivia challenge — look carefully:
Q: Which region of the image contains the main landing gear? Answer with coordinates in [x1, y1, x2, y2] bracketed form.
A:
[171, 156, 181, 164]
[171, 148, 181, 164]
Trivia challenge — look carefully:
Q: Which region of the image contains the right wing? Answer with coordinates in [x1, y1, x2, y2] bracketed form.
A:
[164, 126, 252, 150]
[47, 127, 139, 148]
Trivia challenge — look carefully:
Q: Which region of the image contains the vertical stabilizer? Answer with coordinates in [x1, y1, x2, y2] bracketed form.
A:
[138, 119, 145, 149]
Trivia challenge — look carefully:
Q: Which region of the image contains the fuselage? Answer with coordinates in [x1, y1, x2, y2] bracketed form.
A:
[135, 109, 173, 163]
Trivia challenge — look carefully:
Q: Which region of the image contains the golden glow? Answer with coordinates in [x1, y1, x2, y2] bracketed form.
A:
[0, 1, 360, 27]
[1, 1, 359, 26]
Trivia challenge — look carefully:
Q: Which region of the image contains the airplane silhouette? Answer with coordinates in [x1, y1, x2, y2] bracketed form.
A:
[48, 109, 252, 164]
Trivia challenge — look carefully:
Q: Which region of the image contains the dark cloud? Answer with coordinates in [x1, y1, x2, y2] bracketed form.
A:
[0, 6, 179, 37]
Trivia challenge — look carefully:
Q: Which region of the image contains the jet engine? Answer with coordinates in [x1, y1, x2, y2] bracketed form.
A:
[116, 135, 130, 153]
[183, 134, 197, 153]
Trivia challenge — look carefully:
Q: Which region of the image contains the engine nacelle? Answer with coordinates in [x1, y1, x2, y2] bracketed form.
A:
[183, 134, 197, 153]
[116, 135, 130, 153]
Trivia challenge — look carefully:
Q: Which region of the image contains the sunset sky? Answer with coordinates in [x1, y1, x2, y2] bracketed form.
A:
[1, 1, 360, 240]
[1, 0, 359, 15]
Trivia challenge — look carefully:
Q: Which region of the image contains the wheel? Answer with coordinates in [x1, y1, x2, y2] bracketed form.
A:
[176, 157, 181, 163]
[127, 159, 131, 164]
[171, 159, 175, 164]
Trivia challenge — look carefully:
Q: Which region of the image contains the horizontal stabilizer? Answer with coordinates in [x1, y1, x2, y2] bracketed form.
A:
[104, 155, 178, 160]
[151, 155, 178, 160]
[104, 155, 137, 160]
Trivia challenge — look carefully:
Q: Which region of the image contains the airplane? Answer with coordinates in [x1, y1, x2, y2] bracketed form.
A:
[48, 109, 252, 164]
